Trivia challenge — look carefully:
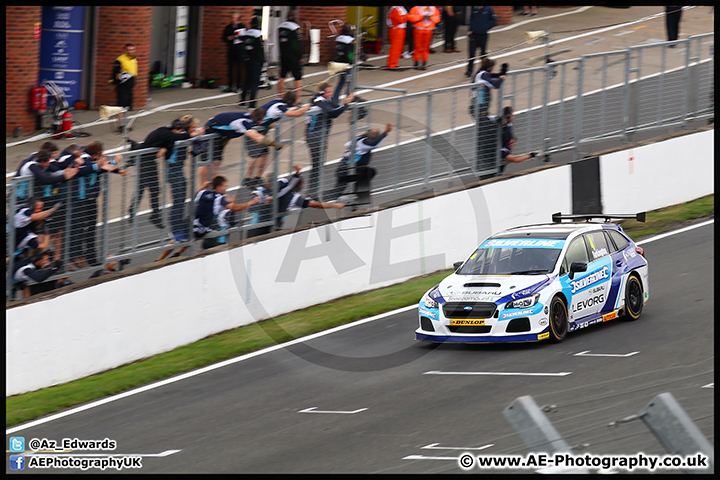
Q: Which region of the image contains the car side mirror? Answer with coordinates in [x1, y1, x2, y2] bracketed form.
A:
[568, 261, 587, 280]
[453, 261, 463, 271]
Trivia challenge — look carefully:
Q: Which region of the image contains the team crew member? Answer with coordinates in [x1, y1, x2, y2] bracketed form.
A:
[223, 12, 246, 93]
[16, 149, 79, 262]
[68, 141, 126, 270]
[471, 57, 506, 171]
[277, 11, 303, 96]
[13, 198, 59, 257]
[240, 17, 264, 109]
[304, 77, 355, 199]
[242, 92, 311, 188]
[408, 6, 440, 70]
[386, 6, 409, 69]
[326, 123, 392, 200]
[111, 43, 138, 109]
[246, 165, 345, 238]
[12, 250, 65, 299]
[499, 136, 536, 175]
[193, 176, 260, 250]
[466, 6, 497, 77]
[128, 119, 206, 228]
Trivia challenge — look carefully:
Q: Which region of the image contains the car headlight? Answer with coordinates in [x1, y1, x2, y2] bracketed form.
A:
[505, 293, 540, 309]
[423, 286, 440, 309]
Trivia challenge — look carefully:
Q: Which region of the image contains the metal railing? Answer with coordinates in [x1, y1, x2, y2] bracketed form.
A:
[6, 34, 714, 302]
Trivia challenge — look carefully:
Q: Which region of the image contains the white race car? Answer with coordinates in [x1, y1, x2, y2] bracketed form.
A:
[416, 213, 649, 343]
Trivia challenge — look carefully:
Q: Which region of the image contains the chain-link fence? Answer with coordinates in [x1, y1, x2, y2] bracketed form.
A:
[6, 34, 714, 302]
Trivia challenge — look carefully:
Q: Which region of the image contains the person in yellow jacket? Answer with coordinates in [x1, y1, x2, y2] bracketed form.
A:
[408, 6, 440, 70]
[386, 6, 409, 70]
[111, 43, 138, 109]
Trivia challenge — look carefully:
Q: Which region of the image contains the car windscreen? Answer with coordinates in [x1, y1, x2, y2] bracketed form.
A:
[456, 238, 565, 276]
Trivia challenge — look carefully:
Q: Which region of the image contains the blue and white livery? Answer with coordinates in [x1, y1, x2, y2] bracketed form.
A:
[416, 213, 650, 344]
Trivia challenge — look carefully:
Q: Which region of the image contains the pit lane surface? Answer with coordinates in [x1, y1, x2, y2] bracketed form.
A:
[6, 221, 713, 474]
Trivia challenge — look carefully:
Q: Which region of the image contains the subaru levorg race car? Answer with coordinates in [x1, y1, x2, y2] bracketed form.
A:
[416, 213, 649, 344]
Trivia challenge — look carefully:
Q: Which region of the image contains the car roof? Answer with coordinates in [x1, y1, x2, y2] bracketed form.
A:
[493, 222, 609, 240]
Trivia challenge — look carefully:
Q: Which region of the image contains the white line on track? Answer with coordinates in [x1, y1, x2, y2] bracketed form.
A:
[574, 350, 639, 358]
[423, 371, 571, 377]
[5, 219, 713, 435]
[403, 454, 459, 461]
[23, 450, 181, 458]
[422, 443, 493, 451]
[298, 407, 367, 414]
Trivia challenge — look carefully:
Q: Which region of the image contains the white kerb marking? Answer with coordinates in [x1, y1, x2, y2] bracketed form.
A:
[422, 443, 493, 451]
[298, 407, 368, 414]
[574, 351, 639, 358]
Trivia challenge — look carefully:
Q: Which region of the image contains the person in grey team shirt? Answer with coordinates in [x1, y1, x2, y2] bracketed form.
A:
[304, 75, 355, 199]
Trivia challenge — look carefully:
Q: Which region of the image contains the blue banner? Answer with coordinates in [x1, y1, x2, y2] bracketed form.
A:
[38, 6, 85, 106]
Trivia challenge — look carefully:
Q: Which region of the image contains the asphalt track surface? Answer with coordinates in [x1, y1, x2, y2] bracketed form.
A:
[6, 221, 714, 474]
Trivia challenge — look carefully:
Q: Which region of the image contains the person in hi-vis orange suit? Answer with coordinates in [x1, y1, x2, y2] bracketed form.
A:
[408, 6, 440, 70]
[386, 6, 408, 69]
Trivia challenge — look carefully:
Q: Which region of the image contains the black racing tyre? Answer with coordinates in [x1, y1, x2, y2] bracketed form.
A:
[548, 296, 568, 343]
[621, 274, 644, 321]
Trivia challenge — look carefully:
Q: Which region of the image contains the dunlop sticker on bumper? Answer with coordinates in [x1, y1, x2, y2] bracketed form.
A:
[538, 332, 550, 340]
[449, 319, 485, 326]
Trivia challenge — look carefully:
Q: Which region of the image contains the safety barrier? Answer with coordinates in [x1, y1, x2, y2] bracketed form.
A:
[5, 34, 714, 303]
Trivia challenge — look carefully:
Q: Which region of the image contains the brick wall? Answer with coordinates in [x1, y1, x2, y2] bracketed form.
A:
[199, 6, 255, 84]
[93, 6, 153, 110]
[5, 6, 42, 136]
[494, 6, 514, 26]
[296, 6, 347, 64]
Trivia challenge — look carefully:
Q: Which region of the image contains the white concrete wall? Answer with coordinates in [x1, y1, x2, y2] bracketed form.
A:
[599, 129, 714, 213]
[6, 167, 572, 396]
[5, 128, 714, 396]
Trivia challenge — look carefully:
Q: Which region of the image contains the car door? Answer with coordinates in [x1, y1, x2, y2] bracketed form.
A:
[578, 230, 613, 318]
[559, 235, 591, 323]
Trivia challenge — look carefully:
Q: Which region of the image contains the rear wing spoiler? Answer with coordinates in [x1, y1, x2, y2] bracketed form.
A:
[552, 212, 646, 224]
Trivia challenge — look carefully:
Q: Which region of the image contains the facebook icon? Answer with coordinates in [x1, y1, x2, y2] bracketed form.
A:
[9, 454, 25, 470]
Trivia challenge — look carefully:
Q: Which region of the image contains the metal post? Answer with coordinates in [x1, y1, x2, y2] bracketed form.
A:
[573, 57, 584, 161]
[270, 142, 279, 232]
[638, 392, 714, 474]
[682, 38, 690, 127]
[503, 395, 574, 455]
[7, 182, 18, 301]
[394, 94, 402, 193]
[621, 51, 631, 143]
[424, 88, 433, 189]
[100, 170, 110, 270]
[658, 44, 667, 127]
[540, 66, 550, 157]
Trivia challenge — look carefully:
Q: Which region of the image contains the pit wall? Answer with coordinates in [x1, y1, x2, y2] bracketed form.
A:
[6, 128, 713, 396]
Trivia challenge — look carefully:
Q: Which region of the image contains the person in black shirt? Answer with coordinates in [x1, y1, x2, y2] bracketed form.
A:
[277, 10, 303, 96]
[240, 16, 265, 109]
[223, 12, 246, 92]
[127, 119, 206, 228]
